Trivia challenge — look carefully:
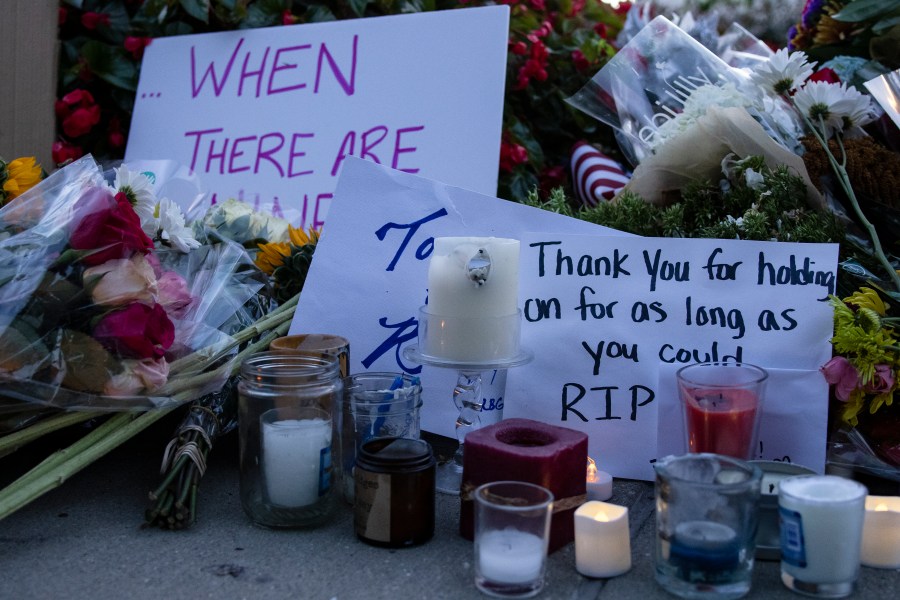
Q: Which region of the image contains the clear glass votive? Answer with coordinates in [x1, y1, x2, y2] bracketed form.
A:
[474, 481, 554, 599]
[676, 362, 768, 460]
[337, 372, 422, 503]
[238, 352, 342, 528]
[654, 453, 762, 600]
[778, 475, 868, 598]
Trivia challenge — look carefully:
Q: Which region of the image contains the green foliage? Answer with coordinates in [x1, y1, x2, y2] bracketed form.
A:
[523, 160, 846, 245]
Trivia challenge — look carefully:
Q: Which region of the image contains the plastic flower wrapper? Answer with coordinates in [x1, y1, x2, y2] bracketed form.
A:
[567, 16, 823, 208]
[0, 155, 266, 420]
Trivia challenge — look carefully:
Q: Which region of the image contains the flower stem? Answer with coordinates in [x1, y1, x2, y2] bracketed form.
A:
[0, 407, 177, 521]
[802, 112, 900, 293]
[0, 411, 103, 458]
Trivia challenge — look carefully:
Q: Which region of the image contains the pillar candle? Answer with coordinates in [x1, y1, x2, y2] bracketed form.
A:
[461, 418, 588, 552]
[861, 495, 900, 569]
[422, 237, 520, 362]
[427, 237, 520, 317]
[575, 501, 631, 578]
[262, 417, 331, 507]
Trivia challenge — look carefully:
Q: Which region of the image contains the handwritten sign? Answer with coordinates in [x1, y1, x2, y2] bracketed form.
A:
[125, 7, 509, 228]
[294, 159, 839, 480]
[517, 234, 837, 479]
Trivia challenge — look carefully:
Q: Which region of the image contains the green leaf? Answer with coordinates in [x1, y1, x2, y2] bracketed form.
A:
[348, 0, 371, 18]
[832, 0, 900, 22]
[873, 15, 900, 33]
[180, 0, 211, 22]
[80, 40, 139, 91]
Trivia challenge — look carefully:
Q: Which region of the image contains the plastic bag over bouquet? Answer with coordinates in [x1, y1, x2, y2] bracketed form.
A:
[0, 156, 267, 419]
[566, 16, 823, 209]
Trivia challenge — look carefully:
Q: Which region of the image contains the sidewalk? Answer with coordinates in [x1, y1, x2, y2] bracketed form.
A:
[1, 429, 897, 600]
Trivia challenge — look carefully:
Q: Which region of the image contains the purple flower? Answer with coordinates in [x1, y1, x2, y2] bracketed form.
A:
[821, 356, 860, 402]
[865, 365, 895, 395]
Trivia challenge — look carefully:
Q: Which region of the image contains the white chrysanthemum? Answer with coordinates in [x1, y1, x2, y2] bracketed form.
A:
[649, 83, 749, 149]
[794, 81, 876, 138]
[157, 198, 200, 253]
[750, 49, 816, 95]
[111, 165, 157, 223]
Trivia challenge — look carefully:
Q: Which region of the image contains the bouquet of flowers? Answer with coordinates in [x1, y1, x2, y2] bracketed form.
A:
[563, 11, 900, 476]
[0, 157, 299, 521]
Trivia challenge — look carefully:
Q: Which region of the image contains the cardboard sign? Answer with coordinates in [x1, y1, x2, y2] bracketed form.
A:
[294, 159, 839, 480]
[517, 233, 837, 479]
[126, 7, 509, 228]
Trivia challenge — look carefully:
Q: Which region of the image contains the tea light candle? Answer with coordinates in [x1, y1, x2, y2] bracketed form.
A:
[262, 417, 331, 507]
[478, 528, 545, 584]
[575, 501, 631, 578]
[669, 521, 741, 571]
[586, 457, 613, 501]
[861, 495, 900, 569]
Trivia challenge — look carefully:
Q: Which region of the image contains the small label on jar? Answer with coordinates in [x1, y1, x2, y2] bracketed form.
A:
[354, 468, 391, 542]
[779, 507, 807, 568]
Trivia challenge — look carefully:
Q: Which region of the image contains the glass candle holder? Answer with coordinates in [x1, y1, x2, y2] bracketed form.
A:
[238, 352, 342, 528]
[474, 481, 554, 599]
[654, 453, 762, 600]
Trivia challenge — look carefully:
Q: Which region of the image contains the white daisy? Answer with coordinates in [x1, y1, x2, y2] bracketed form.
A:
[157, 197, 200, 253]
[750, 48, 816, 95]
[111, 165, 157, 224]
[792, 81, 849, 138]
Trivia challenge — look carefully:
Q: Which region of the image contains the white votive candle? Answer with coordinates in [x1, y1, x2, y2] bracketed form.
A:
[262, 417, 331, 507]
[861, 495, 900, 569]
[778, 475, 867, 587]
[575, 501, 631, 578]
[477, 528, 545, 584]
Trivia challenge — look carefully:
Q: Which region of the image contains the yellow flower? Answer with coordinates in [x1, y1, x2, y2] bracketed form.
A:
[288, 224, 319, 247]
[255, 241, 291, 275]
[1, 156, 42, 202]
[844, 287, 888, 316]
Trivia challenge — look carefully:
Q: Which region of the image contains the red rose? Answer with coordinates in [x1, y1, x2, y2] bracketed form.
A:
[52, 140, 84, 166]
[93, 302, 175, 359]
[70, 188, 154, 266]
[124, 36, 152, 60]
[81, 12, 110, 30]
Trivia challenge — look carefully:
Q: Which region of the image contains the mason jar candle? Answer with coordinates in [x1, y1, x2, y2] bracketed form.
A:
[238, 352, 342, 528]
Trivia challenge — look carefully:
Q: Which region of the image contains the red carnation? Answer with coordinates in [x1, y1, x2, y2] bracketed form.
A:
[69, 188, 154, 266]
[93, 303, 175, 359]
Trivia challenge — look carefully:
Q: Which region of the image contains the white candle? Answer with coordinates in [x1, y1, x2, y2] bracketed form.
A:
[861, 495, 900, 569]
[778, 475, 867, 585]
[262, 417, 331, 507]
[423, 237, 521, 362]
[587, 457, 613, 501]
[575, 501, 631, 578]
[428, 237, 520, 317]
[477, 527, 545, 584]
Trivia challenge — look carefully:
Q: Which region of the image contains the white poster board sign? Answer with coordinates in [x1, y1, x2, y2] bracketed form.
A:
[517, 233, 837, 479]
[126, 7, 509, 228]
[295, 159, 839, 480]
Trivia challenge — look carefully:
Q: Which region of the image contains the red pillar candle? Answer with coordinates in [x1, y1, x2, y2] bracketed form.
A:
[460, 418, 588, 552]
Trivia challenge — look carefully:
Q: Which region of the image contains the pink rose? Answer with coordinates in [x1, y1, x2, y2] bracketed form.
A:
[821, 356, 861, 401]
[83, 254, 158, 307]
[103, 357, 170, 396]
[157, 271, 195, 318]
[865, 364, 895, 395]
[93, 302, 175, 359]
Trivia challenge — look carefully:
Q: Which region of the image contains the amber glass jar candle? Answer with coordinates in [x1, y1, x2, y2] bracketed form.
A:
[354, 437, 435, 547]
